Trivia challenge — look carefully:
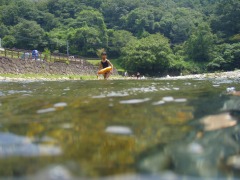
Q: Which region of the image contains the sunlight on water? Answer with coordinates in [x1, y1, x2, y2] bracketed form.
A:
[0, 79, 240, 179]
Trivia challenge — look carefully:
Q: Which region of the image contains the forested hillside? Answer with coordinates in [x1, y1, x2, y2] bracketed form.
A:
[0, 0, 239, 75]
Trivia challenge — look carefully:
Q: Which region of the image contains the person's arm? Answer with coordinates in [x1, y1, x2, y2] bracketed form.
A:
[97, 62, 103, 79]
[98, 62, 103, 70]
[107, 60, 113, 73]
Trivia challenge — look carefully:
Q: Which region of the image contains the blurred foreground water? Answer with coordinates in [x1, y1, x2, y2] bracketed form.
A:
[0, 79, 240, 180]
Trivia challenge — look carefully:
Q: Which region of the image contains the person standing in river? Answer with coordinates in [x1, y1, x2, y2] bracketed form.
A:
[97, 52, 113, 80]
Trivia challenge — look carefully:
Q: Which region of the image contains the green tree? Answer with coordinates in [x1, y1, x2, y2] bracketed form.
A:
[0, 4, 19, 26]
[121, 33, 175, 75]
[207, 43, 240, 71]
[211, 0, 240, 37]
[184, 23, 215, 62]
[2, 35, 16, 48]
[0, 23, 9, 37]
[68, 26, 103, 56]
[108, 30, 136, 57]
[12, 20, 46, 49]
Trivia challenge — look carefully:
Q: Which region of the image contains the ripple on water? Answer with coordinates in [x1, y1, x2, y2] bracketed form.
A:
[92, 95, 106, 99]
[128, 87, 157, 93]
[152, 101, 165, 105]
[37, 108, 56, 114]
[119, 98, 150, 104]
[162, 96, 174, 102]
[8, 90, 32, 95]
[105, 126, 132, 135]
[54, 102, 68, 108]
[174, 98, 187, 103]
[106, 92, 129, 97]
[153, 97, 187, 105]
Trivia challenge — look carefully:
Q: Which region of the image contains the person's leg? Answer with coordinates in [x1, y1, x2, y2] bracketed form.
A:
[104, 72, 111, 79]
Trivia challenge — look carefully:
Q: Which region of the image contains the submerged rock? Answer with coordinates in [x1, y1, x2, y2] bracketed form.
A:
[138, 109, 240, 178]
[201, 112, 237, 131]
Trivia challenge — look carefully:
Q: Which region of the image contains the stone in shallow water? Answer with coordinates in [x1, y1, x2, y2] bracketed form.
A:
[227, 155, 240, 169]
[188, 142, 204, 154]
[226, 87, 236, 93]
[119, 98, 150, 104]
[0, 132, 61, 157]
[33, 165, 72, 180]
[201, 112, 237, 131]
[105, 126, 132, 135]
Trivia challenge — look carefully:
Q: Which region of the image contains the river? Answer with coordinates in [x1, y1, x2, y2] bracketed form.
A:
[0, 79, 240, 180]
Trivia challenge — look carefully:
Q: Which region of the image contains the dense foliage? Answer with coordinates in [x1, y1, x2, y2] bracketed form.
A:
[0, 0, 239, 75]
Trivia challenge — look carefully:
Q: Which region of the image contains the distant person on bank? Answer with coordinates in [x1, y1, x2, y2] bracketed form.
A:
[97, 52, 113, 80]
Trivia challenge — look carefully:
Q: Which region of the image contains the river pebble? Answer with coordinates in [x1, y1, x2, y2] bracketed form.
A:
[105, 126, 132, 135]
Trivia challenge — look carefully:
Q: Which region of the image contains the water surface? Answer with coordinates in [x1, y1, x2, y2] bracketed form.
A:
[0, 79, 240, 180]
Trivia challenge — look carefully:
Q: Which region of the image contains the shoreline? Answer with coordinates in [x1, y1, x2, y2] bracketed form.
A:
[0, 70, 239, 82]
[159, 70, 240, 80]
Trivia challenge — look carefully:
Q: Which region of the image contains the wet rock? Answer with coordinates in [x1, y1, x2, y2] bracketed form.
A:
[226, 155, 240, 169]
[138, 111, 240, 178]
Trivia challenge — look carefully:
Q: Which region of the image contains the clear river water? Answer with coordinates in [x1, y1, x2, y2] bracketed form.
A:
[0, 78, 240, 180]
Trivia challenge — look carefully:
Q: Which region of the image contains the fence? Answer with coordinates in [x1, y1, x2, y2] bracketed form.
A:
[0, 48, 85, 63]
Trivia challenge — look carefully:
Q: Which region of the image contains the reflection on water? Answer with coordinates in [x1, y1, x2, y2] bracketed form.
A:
[0, 79, 240, 179]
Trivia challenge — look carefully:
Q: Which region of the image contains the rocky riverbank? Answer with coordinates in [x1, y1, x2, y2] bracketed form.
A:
[0, 56, 98, 75]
